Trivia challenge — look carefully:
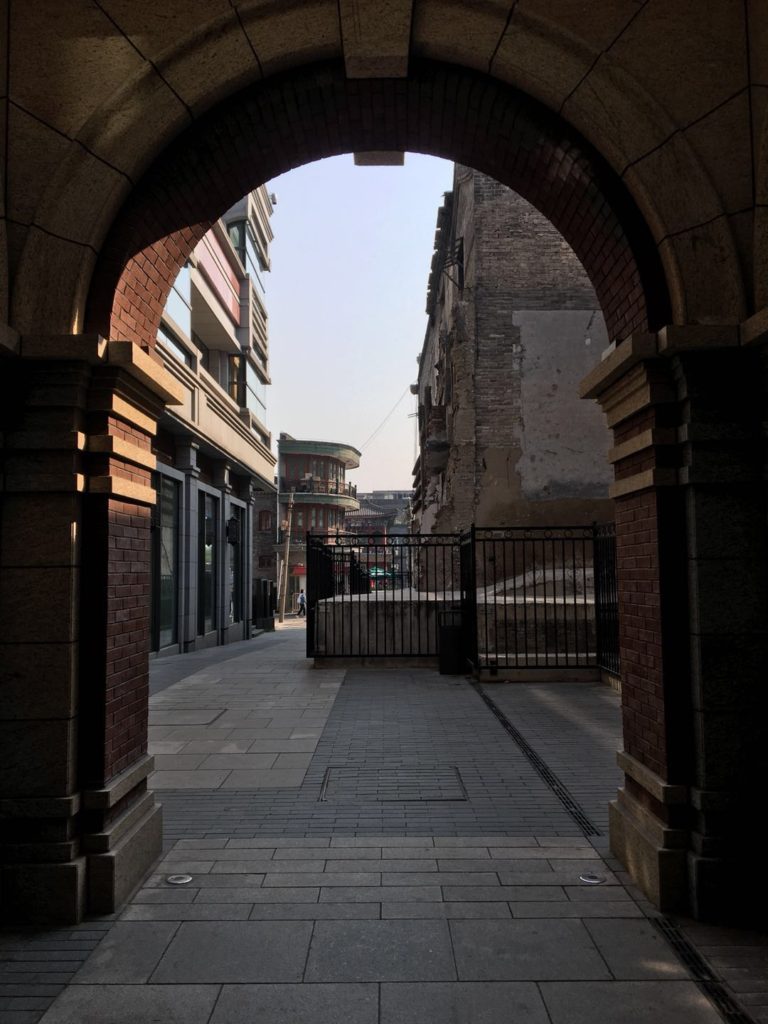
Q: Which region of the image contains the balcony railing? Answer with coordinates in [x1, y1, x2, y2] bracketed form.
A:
[280, 477, 357, 498]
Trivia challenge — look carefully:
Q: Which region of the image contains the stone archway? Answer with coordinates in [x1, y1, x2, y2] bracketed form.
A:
[3, 2, 766, 927]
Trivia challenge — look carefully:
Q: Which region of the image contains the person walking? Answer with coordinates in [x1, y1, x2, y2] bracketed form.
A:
[297, 589, 307, 617]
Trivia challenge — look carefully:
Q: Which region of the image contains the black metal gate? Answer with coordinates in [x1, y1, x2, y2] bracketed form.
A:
[593, 523, 620, 677]
[308, 525, 620, 676]
[306, 532, 461, 658]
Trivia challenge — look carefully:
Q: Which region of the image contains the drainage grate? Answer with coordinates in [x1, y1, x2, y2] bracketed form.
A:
[654, 917, 757, 1024]
[319, 766, 468, 802]
[471, 682, 601, 836]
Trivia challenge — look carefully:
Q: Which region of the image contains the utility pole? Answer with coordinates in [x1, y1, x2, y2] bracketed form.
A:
[278, 492, 295, 623]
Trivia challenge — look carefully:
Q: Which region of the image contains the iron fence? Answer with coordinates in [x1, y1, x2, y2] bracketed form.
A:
[307, 532, 460, 657]
[307, 524, 620, 676]
[593, 522, 620, 677]
[468, 526, 596, 669]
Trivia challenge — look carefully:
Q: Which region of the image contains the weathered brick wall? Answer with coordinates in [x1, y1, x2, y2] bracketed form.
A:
[422, 165, 613, 532]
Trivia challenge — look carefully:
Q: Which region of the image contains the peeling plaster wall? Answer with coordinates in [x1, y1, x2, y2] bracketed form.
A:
[417, 167, 613, 534]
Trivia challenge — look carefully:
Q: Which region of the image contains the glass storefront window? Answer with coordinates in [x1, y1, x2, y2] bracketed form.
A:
[151, 475, 179, 650]
[228, 506, 243, 625]
[199, 494, 218, 634]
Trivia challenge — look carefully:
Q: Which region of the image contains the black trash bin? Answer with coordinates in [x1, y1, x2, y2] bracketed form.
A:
[438, 609, 465, 674]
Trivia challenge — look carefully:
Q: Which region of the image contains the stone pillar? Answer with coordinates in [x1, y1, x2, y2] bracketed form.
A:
[0, 335, 183, 923]
[581, 326, 768, 922]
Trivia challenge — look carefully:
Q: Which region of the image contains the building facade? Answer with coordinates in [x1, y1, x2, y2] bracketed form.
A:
[413, 166, 613, 534]
[253, 433, 361, 611]
[151, 188, 276, 653]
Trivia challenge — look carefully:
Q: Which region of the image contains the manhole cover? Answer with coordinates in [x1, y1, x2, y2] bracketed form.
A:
[320, 766, 467, 802]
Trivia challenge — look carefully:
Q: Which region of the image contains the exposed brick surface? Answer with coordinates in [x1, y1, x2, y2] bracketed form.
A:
[86, 60, 669, 352]
[614, 488, 667, 778]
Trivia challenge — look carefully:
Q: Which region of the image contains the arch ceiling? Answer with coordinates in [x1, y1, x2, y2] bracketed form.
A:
[2, 0, 758, 337]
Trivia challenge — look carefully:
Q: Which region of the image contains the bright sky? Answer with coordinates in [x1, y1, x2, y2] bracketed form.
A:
[264, 154, 454, 492]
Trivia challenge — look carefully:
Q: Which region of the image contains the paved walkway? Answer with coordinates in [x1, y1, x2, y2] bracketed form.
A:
[1, 623, 765, 1023]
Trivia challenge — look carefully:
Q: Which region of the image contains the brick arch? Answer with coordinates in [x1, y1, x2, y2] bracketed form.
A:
[87, 60, 670, 348]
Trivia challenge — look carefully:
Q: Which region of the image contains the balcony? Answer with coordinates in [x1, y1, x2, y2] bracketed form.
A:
[280, 477, 357, 499]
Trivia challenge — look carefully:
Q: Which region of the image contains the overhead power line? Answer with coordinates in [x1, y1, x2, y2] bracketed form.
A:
[360, 386, 411, 452]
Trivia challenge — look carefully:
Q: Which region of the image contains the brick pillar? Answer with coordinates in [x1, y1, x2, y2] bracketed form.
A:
[581, 326, 768, 922]
[0, 335, 183, 923]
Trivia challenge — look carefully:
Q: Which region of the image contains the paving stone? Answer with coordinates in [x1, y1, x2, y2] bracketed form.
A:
[321, 857, 409, 871]
[209, 983, 378, 1023]
[443, 886, 566, 902]
[174, 839, 229, 850]
[150, 771, 229, 790]
[150, 921, 313, 983]
[330, 838, 434, 848]
[263, 872, 381, 887]
[121, 905, 252, 921]
[384, 872, 500, 887]
[539, 981, 724, 1023]
[451, 919, 612, 980]
[584, 920, 690, 978]
[509, 902, 644, 919]
[563, 885, 634, 901]
[285, 848, 382, 861]
[198, 754, 281, 770]
[164, 847, 275, 862]
[69, 923, 177, 984]
[380, 981, 550, 1023]
[432, 837, 538, 847]
[179, 741, 253, 754]
[131, 889, 198, 904]
[381, 902, 512, 919]
[382, 848, 490, 860]
[220, 770, 307, 788]
[37, 984, 220, 1023]
[320, 885, 442, 903]
[248, 904, 380, 920]
[305, 920, 455, 982]
[150, 710, 223, 725]
[272, 754, 314, 769]
[211, 860, 324, 874]
[227, 838, 331, 849]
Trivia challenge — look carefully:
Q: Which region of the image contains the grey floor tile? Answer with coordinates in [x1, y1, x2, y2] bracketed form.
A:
[272, 753, 314, 769]
[121, 905, 252, 921]
[150, 770, 230, 789]
[305, 920, 456, 982]
[150, 921, 313, 983]
[510, 902, 643, 919]
[210, 983, 378, 1023]
[211, 860, 324, 874]
[584, 920, 690, 978]
[451, 919, 612, 980]
[70, 923, 177, 983]
[220, 769, 307, 788]
[151, 710, 223, 725]
[443, 886, 565, 902]
[330, 838, 434, 848]
[38, 984, 219, 1023]
[539, 981, 724, 1023]
[248, 903, 381, 920]
[381, 981, 550, 1023]
[385, 871, 499, 887]
[382, 902, 512, 919]
[263, 872, 380, 887]
[199, 754, 280, 770]
[320, 885, 441, 903]
[227, 838, 331, 849]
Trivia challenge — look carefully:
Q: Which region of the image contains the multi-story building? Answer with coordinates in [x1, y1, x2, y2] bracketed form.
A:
[150, 188, 276, 653]
[412, 165, 613, 533]
[253, 433, 361, 609]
